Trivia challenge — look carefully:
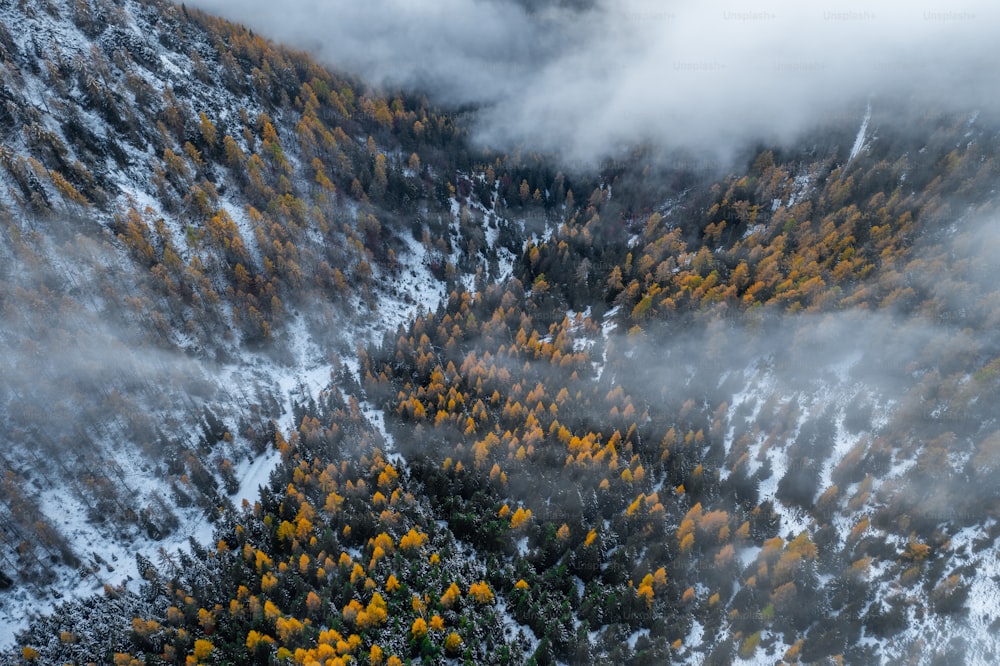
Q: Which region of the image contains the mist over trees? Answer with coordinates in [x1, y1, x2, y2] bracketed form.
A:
[189, 0, 1000, 167]
[2, 0, 1000, 665]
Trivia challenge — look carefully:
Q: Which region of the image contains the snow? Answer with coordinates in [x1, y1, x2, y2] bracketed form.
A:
[375, 226, 448, 333]
[685, 619, 704, 650]
[593, 306, 619, 380]
[1, 484, 140, 645]
[0, 308, 344, 645]
[159, 54, 186, 78]
[573, 575, 585, 602]
[626, 627, 649, 650]
[848, 102, 872, 164]
[357, 392, 408, 473]
[235, 447, 281, 502]
[494, 594, 541, 656]
[951, 526, 1000, 652]
[704, 319, 1000, 663]
[866, 523, 1000, 665]
[221, 198, 265, 269]
[737, 544, 762, 569]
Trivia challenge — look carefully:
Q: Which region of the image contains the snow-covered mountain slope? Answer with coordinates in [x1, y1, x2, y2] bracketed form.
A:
[672, 310, 1000, 664]
[4, 2, 1000, 665]
[0, 0, 534, 644]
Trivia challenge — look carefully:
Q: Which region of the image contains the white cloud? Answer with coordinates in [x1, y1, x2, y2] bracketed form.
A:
[189, 0, 1000, 166]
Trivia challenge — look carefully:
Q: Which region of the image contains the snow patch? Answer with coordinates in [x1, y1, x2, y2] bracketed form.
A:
[848, 102, 872, 164]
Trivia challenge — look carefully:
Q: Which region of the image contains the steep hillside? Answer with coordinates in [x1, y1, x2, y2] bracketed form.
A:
[359, 119, 1000, 662]
[0, 0, 544, 640]
[3, 1, 1000, 665]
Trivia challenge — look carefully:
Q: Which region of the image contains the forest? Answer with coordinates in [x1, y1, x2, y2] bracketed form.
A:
[3, 0, 1000, 665]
